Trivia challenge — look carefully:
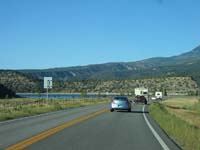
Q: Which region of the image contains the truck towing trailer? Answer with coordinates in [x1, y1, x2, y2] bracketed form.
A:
[135, 88, 148, 97]
[134, 88, 148, 104]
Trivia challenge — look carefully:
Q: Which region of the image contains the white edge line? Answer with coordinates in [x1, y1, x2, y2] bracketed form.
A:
[143, 105, 170, 150]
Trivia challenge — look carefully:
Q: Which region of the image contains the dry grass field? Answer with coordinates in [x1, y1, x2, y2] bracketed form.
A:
[0, 98, 110, 121]
[150, 97, 200, 150]
[162, 97, 200, 128]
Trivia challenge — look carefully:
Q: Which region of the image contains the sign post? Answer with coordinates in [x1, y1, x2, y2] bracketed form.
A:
[44, 77, 53, 101]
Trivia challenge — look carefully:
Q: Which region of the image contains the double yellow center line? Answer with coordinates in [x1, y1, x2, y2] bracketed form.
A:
[6, 108, 108, 150]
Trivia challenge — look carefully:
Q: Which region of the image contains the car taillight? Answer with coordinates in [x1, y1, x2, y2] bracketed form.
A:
[112, 100, 115, 104]
[126, 100, 129, 104]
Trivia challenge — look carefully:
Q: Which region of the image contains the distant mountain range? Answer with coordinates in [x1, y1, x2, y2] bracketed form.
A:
[19, 45, 200, 84]
[1, 45, 200, 94]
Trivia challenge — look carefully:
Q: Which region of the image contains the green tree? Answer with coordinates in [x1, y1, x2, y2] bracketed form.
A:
[164, 89, 167, 96]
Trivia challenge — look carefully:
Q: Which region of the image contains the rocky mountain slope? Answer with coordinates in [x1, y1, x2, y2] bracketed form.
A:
[19, 45, 200, 85]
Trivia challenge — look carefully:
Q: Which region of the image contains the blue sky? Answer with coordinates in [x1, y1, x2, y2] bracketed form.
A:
[0, 0, 200, 69]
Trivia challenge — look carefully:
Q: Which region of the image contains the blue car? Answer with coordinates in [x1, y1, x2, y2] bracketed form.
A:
[110, 96, 131, 112]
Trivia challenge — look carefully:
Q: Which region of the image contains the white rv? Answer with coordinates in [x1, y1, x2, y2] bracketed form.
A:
[155, 92, 162, 99]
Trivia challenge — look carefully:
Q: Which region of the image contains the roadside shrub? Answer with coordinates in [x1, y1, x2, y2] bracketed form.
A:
[54, 103, 62, 110]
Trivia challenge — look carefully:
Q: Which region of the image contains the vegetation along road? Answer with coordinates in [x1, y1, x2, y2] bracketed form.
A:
[150, 97, 200, 150]
[0, 101, 181, 150]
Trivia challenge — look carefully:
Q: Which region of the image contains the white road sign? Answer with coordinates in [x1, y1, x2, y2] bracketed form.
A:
[44, 77, 53, 89]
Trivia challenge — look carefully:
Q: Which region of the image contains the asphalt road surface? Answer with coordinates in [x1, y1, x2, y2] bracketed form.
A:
[0, 103, 181, 150]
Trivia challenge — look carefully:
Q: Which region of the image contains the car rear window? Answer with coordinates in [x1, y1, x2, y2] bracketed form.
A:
[114, 96, 128, 101]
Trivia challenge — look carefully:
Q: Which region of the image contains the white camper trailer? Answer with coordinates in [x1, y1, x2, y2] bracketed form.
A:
[155, 92, 163, 100]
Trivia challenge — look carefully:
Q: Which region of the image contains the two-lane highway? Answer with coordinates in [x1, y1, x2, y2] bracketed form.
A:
[0, 103, 181, 150]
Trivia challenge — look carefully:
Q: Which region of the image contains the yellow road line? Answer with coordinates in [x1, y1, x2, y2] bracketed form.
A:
[6, 108, 108, 150]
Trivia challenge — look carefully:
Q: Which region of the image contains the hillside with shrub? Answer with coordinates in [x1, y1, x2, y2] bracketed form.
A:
[0, 70, 42, 93]
[53, 77, 198, 95]
[0, 70, 198, 95]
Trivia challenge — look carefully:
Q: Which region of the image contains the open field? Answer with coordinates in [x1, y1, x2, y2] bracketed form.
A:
[149, 97, 200, 150]
[0, 98, 110, 121]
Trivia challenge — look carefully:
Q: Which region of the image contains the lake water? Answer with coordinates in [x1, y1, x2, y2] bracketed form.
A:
[17, 93, 117, 99]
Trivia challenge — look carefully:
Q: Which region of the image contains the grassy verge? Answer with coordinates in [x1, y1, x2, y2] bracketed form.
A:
[149, 97, 200, 150]
[0, 98, 110, 121]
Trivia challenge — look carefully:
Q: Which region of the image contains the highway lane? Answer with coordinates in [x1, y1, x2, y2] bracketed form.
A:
[26, 104, 181, 150]
[1, 103, 181, 150]
[0, 103, 107, 149]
